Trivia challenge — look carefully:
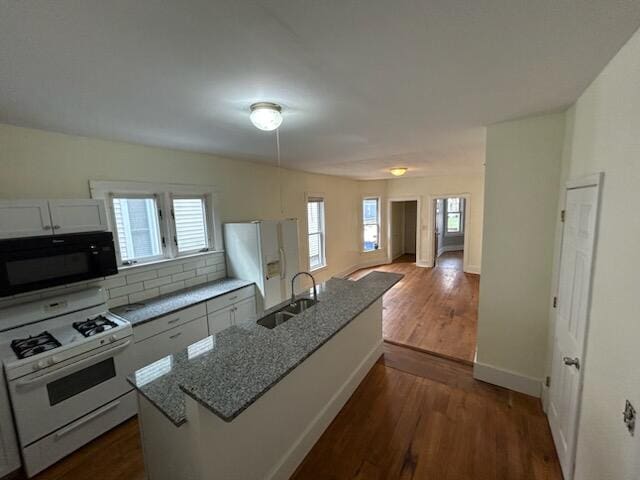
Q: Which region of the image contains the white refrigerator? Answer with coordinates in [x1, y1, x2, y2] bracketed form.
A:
[224, 219, 300, 312]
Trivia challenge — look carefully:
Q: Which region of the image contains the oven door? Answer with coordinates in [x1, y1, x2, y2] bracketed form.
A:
[8, 337, 134, 447]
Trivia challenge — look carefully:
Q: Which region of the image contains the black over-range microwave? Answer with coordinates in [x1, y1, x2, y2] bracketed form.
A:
[0, 232, 118, 297]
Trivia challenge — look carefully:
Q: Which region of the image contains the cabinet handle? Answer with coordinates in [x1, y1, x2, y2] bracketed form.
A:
[53, 225, 61, 230]
[169, 332, 182, 339]
[167, 318, 180, 325]
[229, 296, 238, 301]
[43, 225, 52, 230]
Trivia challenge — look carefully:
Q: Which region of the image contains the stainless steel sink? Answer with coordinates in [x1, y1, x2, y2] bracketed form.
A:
[257, 298, 318, 329]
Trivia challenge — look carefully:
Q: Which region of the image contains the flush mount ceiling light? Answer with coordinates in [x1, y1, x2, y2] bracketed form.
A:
[249, 102, 283, 131]
[389, 167, 408, 176]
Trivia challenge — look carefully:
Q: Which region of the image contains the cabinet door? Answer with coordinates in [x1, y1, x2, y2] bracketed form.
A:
[0, 200, 52, 239]
[48, 199, 108, 235]
[232, 297, 257, 327]
[133, 317, 208, 373]
[207, 306, 233, 334]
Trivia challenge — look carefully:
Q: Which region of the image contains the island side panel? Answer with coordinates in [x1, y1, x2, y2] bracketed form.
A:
[188, 298, 383, 480]
[137, 395, 198, 480]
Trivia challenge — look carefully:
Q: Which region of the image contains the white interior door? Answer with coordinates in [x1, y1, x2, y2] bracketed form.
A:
[548, 174, 601, 480]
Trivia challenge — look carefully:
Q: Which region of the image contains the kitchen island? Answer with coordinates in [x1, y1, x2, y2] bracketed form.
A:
[129, 271, 402, 480]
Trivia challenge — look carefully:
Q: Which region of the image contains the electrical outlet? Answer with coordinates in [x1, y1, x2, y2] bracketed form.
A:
[623, 400, 636, 436]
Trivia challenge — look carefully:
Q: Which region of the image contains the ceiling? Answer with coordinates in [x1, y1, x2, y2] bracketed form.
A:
[1, 1, 640, 180]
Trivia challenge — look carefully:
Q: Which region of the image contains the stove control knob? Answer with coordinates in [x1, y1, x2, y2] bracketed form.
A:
[36, 360, 47, 369]
[49, 357, 58, 365]
[109, 335, 117, 343]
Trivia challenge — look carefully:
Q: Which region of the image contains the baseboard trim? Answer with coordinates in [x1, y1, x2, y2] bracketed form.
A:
[337, 258, 392, 279]
[473, 361, 542, 397]
[267, 341, 383, 480]
[464, 264, 481, 275]
[437, 245, 464, 256]
[335, 264, 361, 279]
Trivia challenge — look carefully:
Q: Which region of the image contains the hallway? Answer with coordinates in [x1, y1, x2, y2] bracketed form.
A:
[350, 251, 478, 364]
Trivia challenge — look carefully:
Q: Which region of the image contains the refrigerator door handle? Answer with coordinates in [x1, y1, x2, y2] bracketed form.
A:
[279, 247, 286, 280]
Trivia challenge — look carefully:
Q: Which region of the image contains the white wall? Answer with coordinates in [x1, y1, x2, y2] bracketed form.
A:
[549, 27, 640, 480]
[386, 174, 484, 272]
[0, 123, 363, 291]
[476, 112, 566, 386]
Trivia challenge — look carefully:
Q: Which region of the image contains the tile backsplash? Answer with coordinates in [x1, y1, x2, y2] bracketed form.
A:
[0, 251, 227, 310]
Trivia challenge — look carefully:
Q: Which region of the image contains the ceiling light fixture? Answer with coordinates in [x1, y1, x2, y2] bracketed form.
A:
[249, 102, 283, 131]
[389, 167, 408, 177]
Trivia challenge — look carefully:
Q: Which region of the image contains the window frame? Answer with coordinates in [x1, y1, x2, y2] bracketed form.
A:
[170, 193, 213, 257]
[362, 196, 381, 253]
[306, 195, 327, 271]
[109, 193, 167, 266]
[90, 180, 221, 268]
[445, 197, 464, 236]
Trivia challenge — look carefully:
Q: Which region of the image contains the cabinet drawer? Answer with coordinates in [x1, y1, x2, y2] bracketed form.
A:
[133, 316, 208, 372]
[205, 286, 255, 314]
[133, 303, 206, 342]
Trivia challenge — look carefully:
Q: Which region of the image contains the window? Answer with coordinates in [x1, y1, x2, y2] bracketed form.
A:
[172, 197, 209, 254]
[112, 196, 163, 264]
[362, 197, 380, 252]
[307, 197, 326, 270]
[93, 180, 219, 267]
[446, 197, 464, 234]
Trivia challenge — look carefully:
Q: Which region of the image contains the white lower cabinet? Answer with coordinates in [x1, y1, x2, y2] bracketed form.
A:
[207, 289, 256, 334]
[131, 288, 257, 373]
[207, 306, 233, 335]
[133, 316, 208, 372]
[233, 297, 258, 326]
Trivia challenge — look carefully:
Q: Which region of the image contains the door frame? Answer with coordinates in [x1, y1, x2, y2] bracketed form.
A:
[426, 193, 472, 272]
[547, 172, 604, 480]
[386, 197, 422, 266]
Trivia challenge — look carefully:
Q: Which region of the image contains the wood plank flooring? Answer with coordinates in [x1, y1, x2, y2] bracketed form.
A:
[19, 345, 561, 480]
[349, 252, 479, 364]
[292, 343, 562, 480]
[26, 418, 145, 480]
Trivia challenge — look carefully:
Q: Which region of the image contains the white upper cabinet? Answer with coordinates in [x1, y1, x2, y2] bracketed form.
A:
[48, 199, 108, 235]
[0, 199, 108, 239]
[0, 200, 52, 239]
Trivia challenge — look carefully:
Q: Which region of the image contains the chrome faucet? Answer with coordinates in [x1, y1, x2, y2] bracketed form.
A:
[290, 272, 318, 306]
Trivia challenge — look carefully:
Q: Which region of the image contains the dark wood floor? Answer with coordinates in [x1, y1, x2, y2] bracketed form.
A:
[27, 418, 145, 480]
[24, 345, 561, 480]
[350, 252, 479, 364]
[292, 343, 562, 480]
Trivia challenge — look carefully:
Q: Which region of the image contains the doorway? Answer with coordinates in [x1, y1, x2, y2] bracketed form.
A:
[366, 196, 478, 364]
[433, 196, 466, 270]
[389, 200, 418, 264]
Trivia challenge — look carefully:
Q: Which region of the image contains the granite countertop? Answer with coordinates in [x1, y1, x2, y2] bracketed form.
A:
[112, 277, 254, 326]
[127, 271, 402, 426]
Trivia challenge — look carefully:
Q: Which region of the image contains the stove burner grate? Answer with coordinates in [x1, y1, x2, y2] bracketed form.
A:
[10, 331, 61, 359]
[73, 315, 118, 338]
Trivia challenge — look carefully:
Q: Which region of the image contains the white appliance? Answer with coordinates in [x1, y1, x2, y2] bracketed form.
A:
[224, 219, 300, 312]
[0, 288, 136, 477]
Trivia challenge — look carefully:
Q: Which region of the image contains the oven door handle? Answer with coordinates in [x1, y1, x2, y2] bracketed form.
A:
[55, 400, 121, 439]
[15, 339, 132, 389]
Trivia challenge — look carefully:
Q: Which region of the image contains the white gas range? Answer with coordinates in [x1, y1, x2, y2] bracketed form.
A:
[0, 288, 137, 478]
